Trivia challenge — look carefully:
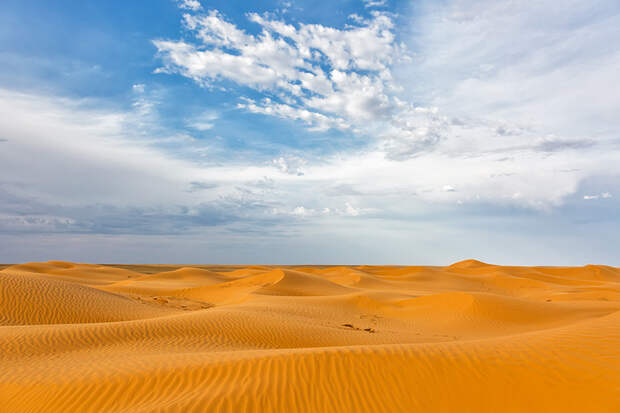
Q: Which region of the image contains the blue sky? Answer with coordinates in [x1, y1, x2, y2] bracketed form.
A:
[0, 0, 619, 264]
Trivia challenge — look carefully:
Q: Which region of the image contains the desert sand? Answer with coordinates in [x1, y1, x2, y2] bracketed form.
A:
[0, 260, 619, 412]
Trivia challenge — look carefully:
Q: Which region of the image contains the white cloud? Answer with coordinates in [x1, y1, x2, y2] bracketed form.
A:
[0, 89, 205, 206]
[584, 192, 613, 200]
[276, 202, 367, 218]
[363, 0, 387, 8]
[292, 206, 309, 216]
[154, 9, 435, 155]
[272, 156, 306, 176]
[158, 5, 620, 171]
[344, 202, 360, 216]
[6, 0, 615, 237]
[301, 150, 618, 210]
[177, 0, 201, 11]
[0, 84, 618, 260]
[399, 0, 620, 154]
[238, 98, 350, 132]
[153, 39, 283, 89]
[187, 111, 218, 131]
[0, 88, 293, 213]
[132, 83, 145, 93]
[130, 83, 156, 119]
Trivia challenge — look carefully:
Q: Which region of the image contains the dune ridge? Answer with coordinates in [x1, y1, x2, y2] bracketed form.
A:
[0, 260, 619, 412]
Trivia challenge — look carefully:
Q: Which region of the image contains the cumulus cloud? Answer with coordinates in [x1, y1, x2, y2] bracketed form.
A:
[380, 105, 447, 159]
[154, 10, 401, 95]
[153, 8, 444, 158]
[238, 98, 349, 132]
[177, 0, 201, 11]
[156, 2, 620, 171]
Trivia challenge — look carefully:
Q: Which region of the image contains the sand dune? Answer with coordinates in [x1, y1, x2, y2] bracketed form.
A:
[0, 270, 170, 325]
[0, 261, 618, 412]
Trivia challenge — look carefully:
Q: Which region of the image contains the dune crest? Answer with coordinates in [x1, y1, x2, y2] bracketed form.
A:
[1, 261, 619, 412]
[446, 258, 491, 269]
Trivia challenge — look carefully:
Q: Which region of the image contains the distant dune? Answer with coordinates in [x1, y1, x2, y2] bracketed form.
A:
[1, 260, 619, 412]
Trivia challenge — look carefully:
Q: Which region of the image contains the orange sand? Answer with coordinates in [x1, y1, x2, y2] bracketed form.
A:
[0, 260, 619, 412]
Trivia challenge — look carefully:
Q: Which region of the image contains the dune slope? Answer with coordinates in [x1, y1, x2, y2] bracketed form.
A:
[0, 260, 618, 412]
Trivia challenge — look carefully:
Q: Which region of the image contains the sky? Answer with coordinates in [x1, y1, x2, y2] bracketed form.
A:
[0, 0, 619, 265]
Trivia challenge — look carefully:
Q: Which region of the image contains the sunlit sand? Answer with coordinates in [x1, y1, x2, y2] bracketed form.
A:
[1, 260, 619, 412]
